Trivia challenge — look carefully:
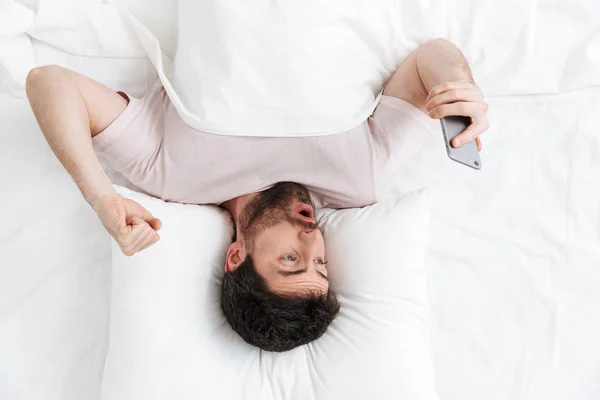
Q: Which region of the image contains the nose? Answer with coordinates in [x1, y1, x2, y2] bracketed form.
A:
[298, 230, 320, 256]
[293, 203, 316, 224]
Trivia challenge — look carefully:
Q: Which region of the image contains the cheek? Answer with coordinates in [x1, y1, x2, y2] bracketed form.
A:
[251, 226, 299, 260]
[256, 224, 294, 244]
[251, 227, 281, 255]
[317, 230, 326, 249]
[245, 219, 279, 247]
[251, 256, 274, 281]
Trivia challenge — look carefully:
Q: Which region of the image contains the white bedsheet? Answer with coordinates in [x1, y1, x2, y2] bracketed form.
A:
[395, 86, 600, 400]
[0, 43, 155, 400]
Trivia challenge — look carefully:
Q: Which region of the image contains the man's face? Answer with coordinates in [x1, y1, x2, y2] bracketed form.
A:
[238, 183, 328, 296]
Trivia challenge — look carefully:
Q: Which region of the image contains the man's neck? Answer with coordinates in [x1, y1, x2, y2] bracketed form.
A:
[221, 193, 259, 223]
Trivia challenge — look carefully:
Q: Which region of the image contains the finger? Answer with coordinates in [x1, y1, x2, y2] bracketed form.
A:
[130, 216, 147, 226]
[476, 136, 483, 152]
[425, 89, 484, 112]
[428, 101, 487, 119]
[133, 226, 160, 252]
[451, 121, 488, 147]
[148, 218, 162, 231]
[136, 232, 161, 253]
[126, 200, 155, 223]
[129, 218, 159, 247]
[123, 225, 159, 256]
[426, 81, 477, 102]
[120, 217, 154, 255]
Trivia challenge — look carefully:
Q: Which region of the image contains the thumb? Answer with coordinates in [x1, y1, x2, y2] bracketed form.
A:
[130, 216, 160, 238]
[148, 218, 162, 231]
[125, 200, 158, 226]
[129, 216, 160, 241]
[130, 216, 149, 227]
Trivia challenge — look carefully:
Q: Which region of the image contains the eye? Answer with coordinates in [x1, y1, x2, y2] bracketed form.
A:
[283, 255, 297, 262]
[316, 258, 328, 265]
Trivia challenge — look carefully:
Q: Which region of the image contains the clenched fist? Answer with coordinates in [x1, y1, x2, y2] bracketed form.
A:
[92, 194, 162, 256]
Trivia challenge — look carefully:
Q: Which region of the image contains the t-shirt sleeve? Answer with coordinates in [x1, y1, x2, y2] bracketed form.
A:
[369, 95, 441, 199]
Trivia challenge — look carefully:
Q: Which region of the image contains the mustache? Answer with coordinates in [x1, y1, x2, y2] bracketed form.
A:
[239, 182, 317, 232]
[292, 219, 318, 231]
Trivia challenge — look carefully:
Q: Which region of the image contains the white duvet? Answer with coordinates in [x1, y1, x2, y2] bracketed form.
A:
[2, 0, 600, 133]
[1, 1, 600, 399]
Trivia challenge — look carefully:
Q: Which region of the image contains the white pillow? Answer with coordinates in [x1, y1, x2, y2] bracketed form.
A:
[101, 186, 438, 400]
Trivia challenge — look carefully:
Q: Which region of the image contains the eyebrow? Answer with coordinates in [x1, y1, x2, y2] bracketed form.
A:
[278, 268, 328, 281]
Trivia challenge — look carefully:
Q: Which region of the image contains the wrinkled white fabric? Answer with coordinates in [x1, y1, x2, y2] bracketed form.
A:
[2, 0, 600, 133]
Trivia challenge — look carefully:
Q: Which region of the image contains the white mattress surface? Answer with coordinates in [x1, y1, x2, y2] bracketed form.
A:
[395, 86, 600, 400]
[1, 18, 600, 400]
[0, 44, 155, 400]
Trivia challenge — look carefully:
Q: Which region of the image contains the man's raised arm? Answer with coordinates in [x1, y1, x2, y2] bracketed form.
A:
[26, 65, 161, 256]
[383, 38, 489, 150]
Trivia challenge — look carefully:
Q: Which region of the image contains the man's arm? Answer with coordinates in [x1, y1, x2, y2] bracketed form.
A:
[26, 66, 125, 204]
[383, 38, 489, 150]
[26, 65, 161, 256]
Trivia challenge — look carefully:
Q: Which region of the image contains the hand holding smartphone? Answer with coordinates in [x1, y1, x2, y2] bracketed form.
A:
[440, 116, 481, 170]
[424, 81, 488, 170]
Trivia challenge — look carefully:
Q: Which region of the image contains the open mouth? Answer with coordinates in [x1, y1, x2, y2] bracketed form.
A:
[294, 203, 315, 223]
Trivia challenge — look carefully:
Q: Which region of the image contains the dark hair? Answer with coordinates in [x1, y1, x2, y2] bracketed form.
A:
[221, 256, 340, 352]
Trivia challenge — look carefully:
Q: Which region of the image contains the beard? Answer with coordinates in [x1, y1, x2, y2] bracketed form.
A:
[238, 182, 318, 252]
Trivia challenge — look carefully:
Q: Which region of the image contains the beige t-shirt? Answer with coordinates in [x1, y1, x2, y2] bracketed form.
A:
[93, 84, 439, 209]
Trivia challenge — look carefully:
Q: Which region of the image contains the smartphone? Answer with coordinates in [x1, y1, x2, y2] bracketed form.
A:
[440, 116, 481, 170]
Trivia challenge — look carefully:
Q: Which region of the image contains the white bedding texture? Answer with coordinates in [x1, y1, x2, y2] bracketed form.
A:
[2, 0, 600, 132]
[1, 0, 600, 399]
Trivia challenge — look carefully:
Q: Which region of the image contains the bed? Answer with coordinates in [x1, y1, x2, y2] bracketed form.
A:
[1, 1, 600, 399]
